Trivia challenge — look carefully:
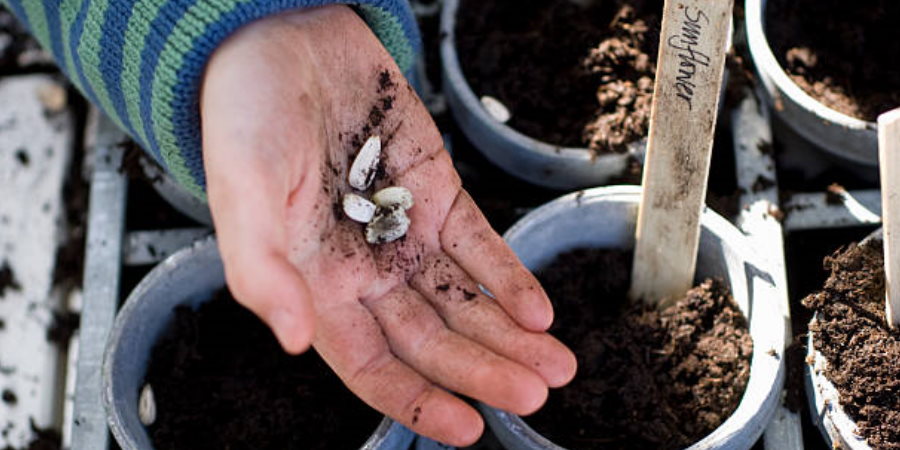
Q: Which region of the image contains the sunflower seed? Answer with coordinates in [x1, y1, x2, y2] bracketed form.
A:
[139, 383, 156, 426]
[343, 193, 377, 223]
[348, 135, 381, 190]
[372, 186, 414, 210]
[37, 83, 67, 114]
[366, 207, 411, 244]
[480, 96, 511, 123]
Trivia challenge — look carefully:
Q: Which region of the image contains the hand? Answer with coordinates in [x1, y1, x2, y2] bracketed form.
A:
[200, 5, 576, 446]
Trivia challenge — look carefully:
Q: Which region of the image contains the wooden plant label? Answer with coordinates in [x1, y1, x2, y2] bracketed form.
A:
[878, 108, 900, 328]
[630, 0, 734, 304]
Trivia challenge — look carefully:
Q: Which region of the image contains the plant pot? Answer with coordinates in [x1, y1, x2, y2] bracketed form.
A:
[804, 228, 893, 450]
[745, 0, 878, 180]
[805, 318, 872, 450]
[101, 236, 415, 450]
[415, 437, 455, 450]
[479, 185, 785, 449]
[139, 158, 213, 226]
[439, 0, 646, 190]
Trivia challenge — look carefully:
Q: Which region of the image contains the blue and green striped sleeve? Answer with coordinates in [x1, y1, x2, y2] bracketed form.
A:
[1, 0, 420, 200]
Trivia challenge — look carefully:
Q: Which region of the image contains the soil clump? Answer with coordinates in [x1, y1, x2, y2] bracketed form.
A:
[527, 248, 753, 449]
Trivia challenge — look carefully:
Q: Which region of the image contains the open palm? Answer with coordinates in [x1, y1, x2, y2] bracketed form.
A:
[200, 5, 576, 445]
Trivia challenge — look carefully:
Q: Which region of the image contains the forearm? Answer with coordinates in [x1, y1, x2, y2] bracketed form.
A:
[1, 0, 420, 199]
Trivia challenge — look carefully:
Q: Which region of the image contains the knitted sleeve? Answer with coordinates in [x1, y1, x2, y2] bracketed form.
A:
[1, 0, 420, 199]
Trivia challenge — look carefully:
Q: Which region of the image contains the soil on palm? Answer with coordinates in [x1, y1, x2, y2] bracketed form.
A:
[456, 0, 661, 154]
[766, 0, 900, 122]
[802, 238, 900, 449]
[526, 249, 753, 449]
[145, 290, 382, 450]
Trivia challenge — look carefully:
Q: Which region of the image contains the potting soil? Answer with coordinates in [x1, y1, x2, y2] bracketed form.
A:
[803, 239, 900, 449]
[144, 290, 382, 450]
[526, 248, 752, 449]
[767, 0, 900, 122]
[456, 0, 661, 154]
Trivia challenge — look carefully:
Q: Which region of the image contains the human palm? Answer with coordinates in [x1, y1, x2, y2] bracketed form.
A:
[200, 5, 576, 445]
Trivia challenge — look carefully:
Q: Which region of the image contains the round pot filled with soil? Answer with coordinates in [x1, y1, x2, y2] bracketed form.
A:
[803, 229, 899, 450]
[745, 0, 900, 178]
[101, 237, 415, 450]
[478, 185, 784, 449]
[440, 0, 663, 189]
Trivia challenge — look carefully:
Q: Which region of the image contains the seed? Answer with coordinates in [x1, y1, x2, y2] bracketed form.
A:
[139, 383, 156, 426]
[480, 96, 511, 123]
[372, 186, 414, 210]
[37, 83, 67, 113]
[348, 135, 381, 191]
[365, 207, 411, 244]
[343, 193, 377, 223]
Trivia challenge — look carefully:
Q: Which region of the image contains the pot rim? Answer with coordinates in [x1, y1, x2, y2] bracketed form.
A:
[481, 185, 785, 449]
[804, 228, 883, 450]
[102, 236, 408, 450]
[139, 156, 213, 227]
[438, 0, 647, 164]
[744, 0, 876, 131]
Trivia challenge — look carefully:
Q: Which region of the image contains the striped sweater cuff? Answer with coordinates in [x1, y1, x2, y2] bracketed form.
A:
[4, 0, 420, 200]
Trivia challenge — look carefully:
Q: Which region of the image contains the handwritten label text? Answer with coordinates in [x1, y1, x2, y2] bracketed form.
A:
[667, 6, 711, 110]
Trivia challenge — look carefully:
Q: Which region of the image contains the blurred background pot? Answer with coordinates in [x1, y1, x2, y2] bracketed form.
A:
[439, 0, 646, 190]
[139, 157, 212, 226]
[745, 0, 878, 180]
[479, 186, 785, 449]
[101, 236, 415, 450]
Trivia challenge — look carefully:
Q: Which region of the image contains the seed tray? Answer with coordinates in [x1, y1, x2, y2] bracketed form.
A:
[1, 2, 889, 449]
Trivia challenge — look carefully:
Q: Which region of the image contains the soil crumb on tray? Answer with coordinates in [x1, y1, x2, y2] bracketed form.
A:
[527, 249, 752, 449]
[456, 0, 661, 154]
[802, 239, 900, 449]
[0, 261, 21, 297]
[0, 420, 62, 450]
[767, 0, 900, 121]
[145, 290, 382, 450]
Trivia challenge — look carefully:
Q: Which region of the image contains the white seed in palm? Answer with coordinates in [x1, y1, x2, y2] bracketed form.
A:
[372, 186, 414, 210]
[343, 193, 377, 223]
[480, 96, 511, 123]
[138, 383, 156, 426]
[366, 206, 411, 244]
[348, 135, 382, 190]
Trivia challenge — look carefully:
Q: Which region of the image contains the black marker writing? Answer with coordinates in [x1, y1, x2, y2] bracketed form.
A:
[667, 6, 710, 110]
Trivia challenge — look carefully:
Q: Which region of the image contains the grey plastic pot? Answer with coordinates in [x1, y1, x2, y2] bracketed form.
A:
[478, 185, 785, 450]
[745, 0, 878, 179]
[140, 157, 213, 226]
[415, 437, 455, 450]
[101, 236, 415, 450]
[804, 229, 881, 450]
[439, 0, 646, 190]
